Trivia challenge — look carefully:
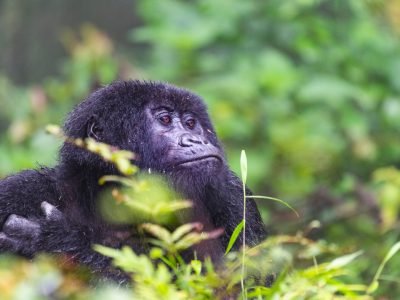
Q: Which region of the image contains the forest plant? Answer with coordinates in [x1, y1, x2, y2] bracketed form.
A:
[1, 129, 394, 299]
[83, 140, 385, 299]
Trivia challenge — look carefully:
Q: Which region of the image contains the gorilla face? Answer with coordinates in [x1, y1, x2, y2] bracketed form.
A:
[144, 104, 224, 174]
[62, 81, 227, 188]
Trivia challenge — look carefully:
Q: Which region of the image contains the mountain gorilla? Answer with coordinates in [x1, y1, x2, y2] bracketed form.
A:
[0, 81, 266, 281]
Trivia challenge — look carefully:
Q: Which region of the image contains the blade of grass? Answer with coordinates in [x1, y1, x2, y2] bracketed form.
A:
[240, 150, 247, 300]
[327, 250, 363, 270]
[225, 220, 244, 255]
[246, 195, 299, 218]
[367, 241, 400, 294]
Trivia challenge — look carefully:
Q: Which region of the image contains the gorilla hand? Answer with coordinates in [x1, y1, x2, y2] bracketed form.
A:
[0, 202, 63, 257]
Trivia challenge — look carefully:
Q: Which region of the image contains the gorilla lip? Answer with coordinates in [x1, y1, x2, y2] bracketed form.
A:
[176, 155, 222, 166]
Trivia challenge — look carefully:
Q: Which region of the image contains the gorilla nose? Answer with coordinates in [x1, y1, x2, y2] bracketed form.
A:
[179, 133, 208, 147]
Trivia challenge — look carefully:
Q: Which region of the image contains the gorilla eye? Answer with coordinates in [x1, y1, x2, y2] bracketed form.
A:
[185, 118, 196, 129]
[159, 114, 172, 125]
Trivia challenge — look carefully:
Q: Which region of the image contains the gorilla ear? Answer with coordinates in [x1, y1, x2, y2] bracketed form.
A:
[87, 116, 103, 141]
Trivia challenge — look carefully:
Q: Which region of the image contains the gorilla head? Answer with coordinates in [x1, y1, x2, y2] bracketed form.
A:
[60, 81, 226, 199]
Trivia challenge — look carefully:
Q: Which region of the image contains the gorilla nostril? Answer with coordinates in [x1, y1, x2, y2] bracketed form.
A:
[204, 140, 209, 144]
[188, 137, 202, 144]
[179, 134, 190, 147]
[179, 133, 203, 147]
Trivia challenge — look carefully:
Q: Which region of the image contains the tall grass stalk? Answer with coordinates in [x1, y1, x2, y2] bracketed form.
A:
[240, 150, 248, 300]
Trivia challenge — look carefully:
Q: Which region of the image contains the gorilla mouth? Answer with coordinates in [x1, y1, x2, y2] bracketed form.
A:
[176, 155, 222, 166]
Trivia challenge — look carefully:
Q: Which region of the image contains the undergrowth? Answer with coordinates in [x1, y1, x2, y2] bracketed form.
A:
[1, 132, 399, 300]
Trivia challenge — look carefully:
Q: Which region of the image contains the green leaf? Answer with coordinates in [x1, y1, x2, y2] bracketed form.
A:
[368, 241, 400, 294]
[225, 220, 244, 255]
[98, 175, 135, 187]
[367, 281, 379, 294]
[191, 260, 202, 275]
[93, 244, 121, 258]
[247, 195, 299, 217]
[141, 223, 172, 244]
[171, 223, 202, 242]
[175, 232, 205, 250]
[327, 250, 363, 270]
[45, 124, 63, 136]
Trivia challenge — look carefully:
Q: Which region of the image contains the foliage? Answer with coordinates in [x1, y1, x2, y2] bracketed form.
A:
[1, 0, 400, 298]
[133, 0, 400, 199]
[131, 1, 400, 296]
[0, 26, 121, 175]
[2, 136, 390, 299]
[1, 145, 391, 300]
[373, 167, 400, 231]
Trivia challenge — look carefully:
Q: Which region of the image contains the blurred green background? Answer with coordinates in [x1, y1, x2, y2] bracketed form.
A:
[1, 0, 400, 297]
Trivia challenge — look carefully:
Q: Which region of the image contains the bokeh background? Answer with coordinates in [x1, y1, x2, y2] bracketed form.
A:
[1, 0, 400, 297]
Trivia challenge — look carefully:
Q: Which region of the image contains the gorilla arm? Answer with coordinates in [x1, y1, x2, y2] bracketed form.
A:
[0, 173, 127, 282]
[0, 201, 129, 282]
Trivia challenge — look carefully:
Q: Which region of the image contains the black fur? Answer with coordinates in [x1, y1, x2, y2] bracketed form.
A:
[0, 81, 266, 281]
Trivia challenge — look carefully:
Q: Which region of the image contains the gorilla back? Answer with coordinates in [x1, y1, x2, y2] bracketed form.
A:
[0, 81, 266, 280]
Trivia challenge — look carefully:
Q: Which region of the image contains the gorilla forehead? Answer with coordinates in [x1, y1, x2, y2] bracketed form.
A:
[92, 80, 206, 113]
[64, 80, 212, 136]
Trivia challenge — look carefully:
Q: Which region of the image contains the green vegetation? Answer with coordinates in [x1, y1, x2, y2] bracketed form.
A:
[1, 0, 400, 298]
[2, 140, 397, 299]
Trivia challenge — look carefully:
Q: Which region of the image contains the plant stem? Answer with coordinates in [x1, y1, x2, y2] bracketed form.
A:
[241, 178, 247, 299]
